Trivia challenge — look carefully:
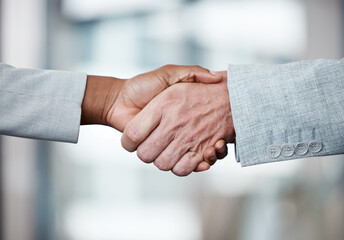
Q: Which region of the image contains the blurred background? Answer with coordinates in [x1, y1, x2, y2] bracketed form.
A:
[1, 0, 344, 239]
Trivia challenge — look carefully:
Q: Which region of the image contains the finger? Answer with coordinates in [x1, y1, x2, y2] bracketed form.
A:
[215, 140, 228, 159]
[194, 161, 211, 172]
[172, 152, 203, 177]
[164, 65, 223, 85]
[152, 139, 189, 171]
[121, 102, 161, 152]
[203, 146, 217, 165]
[136, 124, 174, 163]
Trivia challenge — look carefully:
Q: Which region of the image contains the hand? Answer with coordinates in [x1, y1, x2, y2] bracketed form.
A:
[121, 72, 235, 176]
[81, 65, 228, 166]
[106, 65, 225, 132]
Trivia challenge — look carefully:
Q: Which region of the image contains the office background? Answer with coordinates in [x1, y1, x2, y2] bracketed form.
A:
[1, 0, 344, 239]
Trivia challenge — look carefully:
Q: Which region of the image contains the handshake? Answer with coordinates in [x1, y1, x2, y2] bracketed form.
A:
[81, 65, 236, 176]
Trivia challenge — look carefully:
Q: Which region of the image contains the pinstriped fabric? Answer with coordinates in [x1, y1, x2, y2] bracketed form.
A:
[0, 64, 87, 143]
[227, 59, 344, 166]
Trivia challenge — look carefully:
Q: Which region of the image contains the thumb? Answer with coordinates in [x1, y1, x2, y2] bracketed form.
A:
[192, 71, 224, 84]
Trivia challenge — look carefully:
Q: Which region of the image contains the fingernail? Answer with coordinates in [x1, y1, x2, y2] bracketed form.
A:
[216, 141, 224, 148]
[209, 155, 217, 161]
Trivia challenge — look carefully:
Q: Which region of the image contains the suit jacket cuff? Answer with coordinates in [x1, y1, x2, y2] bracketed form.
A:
[227, 59, 344, 167]
[0, 64, 87, 143]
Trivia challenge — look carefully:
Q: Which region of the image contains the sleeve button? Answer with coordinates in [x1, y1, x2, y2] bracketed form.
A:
[281, 144, 294, 157]
[267, 145, 281, 159]
[295, 142, 308, 155]
[308, 141, 322, 153]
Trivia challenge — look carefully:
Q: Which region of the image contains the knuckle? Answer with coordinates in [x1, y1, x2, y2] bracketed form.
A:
[172, 162, 192, 177]
[137, 147, 153, 163]
[172, 168, 190, 177]
[154, 160, 170, 171]
[125, 125, 141, 144]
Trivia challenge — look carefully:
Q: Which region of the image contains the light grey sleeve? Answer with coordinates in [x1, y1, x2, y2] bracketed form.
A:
[227, 59, 344, 167]
[0, 63, 87, 143]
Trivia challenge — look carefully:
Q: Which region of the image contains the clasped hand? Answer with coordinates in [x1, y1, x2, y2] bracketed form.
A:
[82, 65, 235, 176]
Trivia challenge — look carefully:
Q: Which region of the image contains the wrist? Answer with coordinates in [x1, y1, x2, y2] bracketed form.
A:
[81, 75, 124, 126]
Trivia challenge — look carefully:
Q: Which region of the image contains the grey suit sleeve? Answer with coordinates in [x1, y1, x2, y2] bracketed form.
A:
[0, 63, 87, 142]
[227, 59, 344, 166]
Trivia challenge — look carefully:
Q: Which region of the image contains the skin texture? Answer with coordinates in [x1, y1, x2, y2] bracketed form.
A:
[121, 73, 235, 176]
[81, 65, 230, 173]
